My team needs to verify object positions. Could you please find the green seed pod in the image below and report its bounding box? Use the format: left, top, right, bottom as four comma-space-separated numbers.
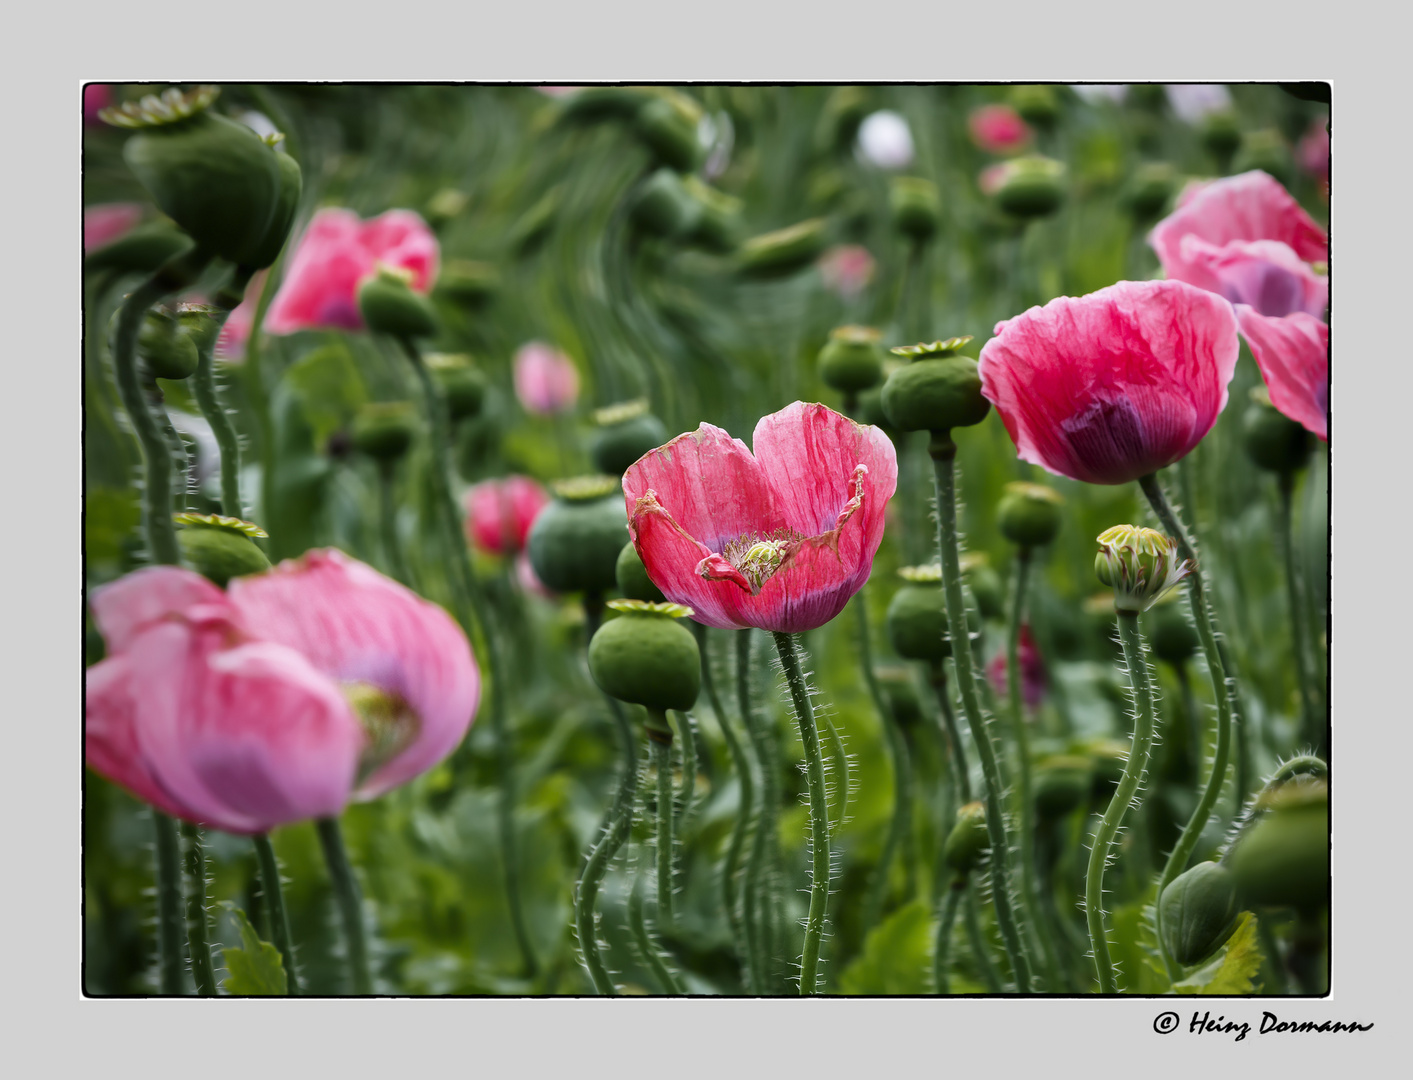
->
616, 541, 666, 603
1242, 391, 1313, 474
557, 86, 655, 125
889, 176, 940, 242
107, 87, 294, 269
631, 168, 701, 239
241, 139, 302, 273
994, 156, 1066, 219
960, 552, 1004, 622
997, 481, 1064, 548
1122, 162, 1177, 220
1234, 130, 1293, 187
173, 513, 271, 587
424, 187, 469, 228
1146, 591, 1198, 664
887, 565, 953, 663
358, 266, 439, 340
1159, 861, 1241, 966
634, 93, 705, 173
1033, 756, 1093, 820
875, 664, 924, 728
1201, 111, 1242, 167
425, 353, 488, 423
590, 400, 669, 477
818, 325, 885, 396
1094, 524, 1192, 613
1228, 778, 1329, 912
589, 600, 701, 711
526, 475, 629, 595
682, 176, 743, 253
433, 259, 500, 309
351, 401, 419, 463
737, 219, 828, 280
135, 306, 199, 381
1010, 85, 1061, 128
83, 221, 194, 277
943, 801, 990, 874
175, 304, 222, 357
881, 337, 990, 434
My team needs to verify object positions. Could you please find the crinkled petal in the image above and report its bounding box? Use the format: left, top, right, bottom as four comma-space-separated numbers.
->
629, 493, 748, 629
229, 549, 480, 797
1179, 237, 1328, 319
979, 280, 1240, 484
85, 655, 194, 821
90, 565, 230, 654
1235, 307, 1329, 440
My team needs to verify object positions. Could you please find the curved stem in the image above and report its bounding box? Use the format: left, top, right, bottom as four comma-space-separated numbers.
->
401, 336, 535, 978
1085, 611, 1159, 994
189, 315, 244, 518
376, 462, 412, 587
314, 818, 370, 995
153, 812, 186, 995
646, 713, 676, 927
770, 631, 831, 995
1140, 472, 1234, 980
736, 628, 770, 994
179, 821, 216, 996
1277, 472, 1321, 753
931, 441, 1034, 992
251, 833, 300, 995
628, 849, 685, 994
933, 878, 966, 994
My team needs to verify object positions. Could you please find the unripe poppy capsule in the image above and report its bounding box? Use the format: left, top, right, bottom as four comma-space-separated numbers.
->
434, 259, 500, 309
1201, 111, 1242, 166
173, 513, 271, 587
1122, 162, 1177, 220
737, 219, 828, 280
1228, 778, 1329, 912
588, 600, 701, 712
994, 156, 1066, 219
880, 337, 990, 434
358, 265, 439, 340
1146, 591, 1199, 663
590, 400, 669, 478
527, 476, 629, 595
943, 801, 990, 874
1033, 756, 1092, 820
1010, 84, 1060, 128
1159, 861, 1241, 966
889, 176, 940, 241
134, 306, 199, 381
886, 565, 955, 663
997, 481, 1064, 548
817, 325, 885, 396
352, 402, 419, 463
84, 221, 194, 277
1242, 390, 1313, 474
426, 354, 487, 423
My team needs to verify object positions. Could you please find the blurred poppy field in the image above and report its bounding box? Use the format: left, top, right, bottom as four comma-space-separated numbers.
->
82, 82, 1330, 997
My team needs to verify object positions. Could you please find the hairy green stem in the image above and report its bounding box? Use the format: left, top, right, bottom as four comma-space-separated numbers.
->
252, 833, 300, 995
931, 442, 1034, 992
188, 298, 245, 517
1085, 611, 1159, 994
675, 711, 698, 834
771, 631, 831, 995
964, 882, 1006, 993
933, 879, 966, 994
737, 628, 770, 994
628, 850, 685, 994
646, 713, 676, 927
153, 812, 186, 994
179, 821, 216, 996
315, 817, 372, 995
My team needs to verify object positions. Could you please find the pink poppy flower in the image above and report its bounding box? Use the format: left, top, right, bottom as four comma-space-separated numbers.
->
265, 208, 439, 334
624, 401, 898, 632
1233, 307, 1328, 440
818, 244, 877, 300
514, 342, 580, 415
1148, 171, 1328, 317
212, 269, 266, 362
84, 84, 113, 124
464, 475, 550, 555
85, 550, 479, 831
977, 280, 1240, 485
968, 104, 1031, 155
84, 203, 144, 254
515, 551, 555, 598
988, 624, 1046, 709
1298, 117, 1330, 184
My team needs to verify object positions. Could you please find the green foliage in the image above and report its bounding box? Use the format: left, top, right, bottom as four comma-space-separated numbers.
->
1173, 911, 1264, 995
837, 900, 934, 994
220, 903, 289, 995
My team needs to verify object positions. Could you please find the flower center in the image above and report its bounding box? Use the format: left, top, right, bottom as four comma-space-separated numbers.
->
717, 528, 804, 592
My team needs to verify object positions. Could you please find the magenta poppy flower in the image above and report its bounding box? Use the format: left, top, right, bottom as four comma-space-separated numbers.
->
212, 270, 265, 361
265, 208, 439, 334
84, 84, 113, 125
464, 475, 549, 555
988, 624, 1046, 709
1234, 307, 1329, 440
84, 203, 144, 255
1298, 117, 1330, 184
818, 244, 876, 300
624, 401, 897, 632
513, 342, 580, 415
968, 104, 1031, 155
85, 550, 479, 831
1149, 171, 1327, 318
977, 280, 1240, 485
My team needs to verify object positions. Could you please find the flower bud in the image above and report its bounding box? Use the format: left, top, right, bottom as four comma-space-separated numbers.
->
616, 540, 667, 603
634, 93, 705, 173
590, 400, 669, 477
943, 801, 990, 874
426, 353, 488, 423
881, 337, 990, 434
135, 305, 199, 381
1121, 162, 1177, 220
1242, 389, 1313, 474
817, 325, 885, 396
997, 481, 1063, 548
358, 265, 439, 340
106, 86, 301, 270
631, 168, 701, 240
960, 552, 1004, 622
589, 600, 701, 711
889, 176, 940, 242
1033, 756, 1093, 820
737, 219, 828, 280
433, 259, 500, 309
526, 476, 629, 595
173, 513, 271, 586
1159, 861, 1241, 966
1094, 524, 1192, 613
1010, 85, 1061, 128
351, 402, 419, 463
175, 304, 222, 357
1228, 777, 1329, 912
993, 156, 1066, 219
83, 220, 194, 277
1146, 590, 1198, 664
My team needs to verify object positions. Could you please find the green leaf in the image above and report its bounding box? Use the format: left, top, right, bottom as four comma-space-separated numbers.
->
220, 902, 288, 995
837, 900, 934, 995
1173, 911, 1263, 995
280, 342, 368, 450
1108, 890, 1171, 994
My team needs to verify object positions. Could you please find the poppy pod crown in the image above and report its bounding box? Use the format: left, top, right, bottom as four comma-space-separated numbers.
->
624, 402, 898, 633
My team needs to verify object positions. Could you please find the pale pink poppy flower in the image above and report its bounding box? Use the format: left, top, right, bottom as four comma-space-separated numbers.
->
85, 550, 480, 830
968, 104, 1031, 155
1233, 307, 1328, 440
977, 280, 1240, 485
464, 475, 550, 555
513, 341, 580, 415
818, 244, 877, 300
84, 203, 144, 254
625, 402, 898, 632
265, 208, 440, 334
